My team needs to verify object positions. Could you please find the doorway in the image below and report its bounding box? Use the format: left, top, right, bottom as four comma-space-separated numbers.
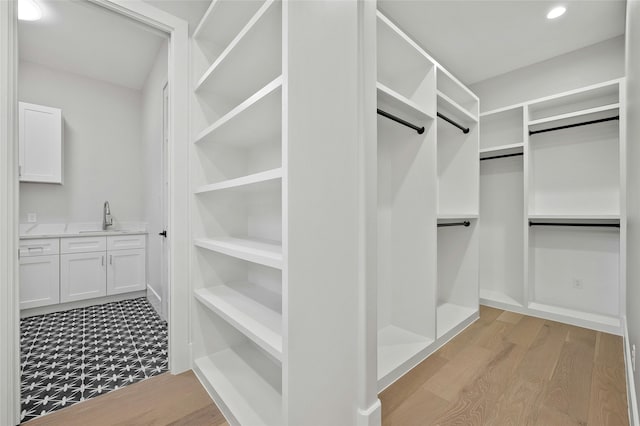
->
0, 1, 191, 424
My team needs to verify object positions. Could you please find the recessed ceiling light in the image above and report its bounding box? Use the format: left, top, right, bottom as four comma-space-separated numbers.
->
18, 0, 42, 21
547, 6, 566, 20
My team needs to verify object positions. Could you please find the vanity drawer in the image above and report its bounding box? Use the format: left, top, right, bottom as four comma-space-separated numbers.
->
61, 236, 107, 254
107, 234, 146, 251
19, 238, 59, 257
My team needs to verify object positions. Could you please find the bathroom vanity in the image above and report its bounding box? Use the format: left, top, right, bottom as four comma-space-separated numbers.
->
19, 227, 147, 311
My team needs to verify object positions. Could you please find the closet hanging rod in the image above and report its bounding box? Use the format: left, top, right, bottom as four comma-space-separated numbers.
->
438, 221, 471, 228
437, 112, 470, 134
529, 115, 619, 136
528, 221, 620, 228
480, 152, 523, 161
377, 109, 425, 134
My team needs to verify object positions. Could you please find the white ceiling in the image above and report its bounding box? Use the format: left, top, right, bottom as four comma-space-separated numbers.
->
143, 0, 211, 34
378, 0, 627, 85
19, 0, 167, 90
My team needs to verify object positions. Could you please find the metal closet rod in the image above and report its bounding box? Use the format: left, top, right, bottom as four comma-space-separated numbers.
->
377, 109, 425, 134
529, 115, 619, 136
480, 152, 523, 161
529, 221, 620, 228
438, 221, 471, 228
437, 112, 470, 134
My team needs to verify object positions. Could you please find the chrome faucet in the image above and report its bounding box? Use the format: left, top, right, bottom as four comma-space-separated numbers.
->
103, 201, 113, 230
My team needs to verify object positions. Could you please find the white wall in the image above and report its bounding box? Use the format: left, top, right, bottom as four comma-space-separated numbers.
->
141, 41, 168, 320
471, 36, 625, 112
18, 61, 144, 224
626, 0, 640, 423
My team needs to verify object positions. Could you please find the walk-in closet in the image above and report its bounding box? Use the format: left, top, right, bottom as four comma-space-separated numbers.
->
2, 0, 639, 425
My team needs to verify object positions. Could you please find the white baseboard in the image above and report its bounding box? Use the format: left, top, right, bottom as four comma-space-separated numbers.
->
357, 399, 382, 426
21, 291, 146, 318
146, 283, 164, 319
623, 316, 640, 426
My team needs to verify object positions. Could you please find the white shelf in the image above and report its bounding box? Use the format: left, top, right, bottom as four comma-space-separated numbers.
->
194, 284, 282, 361
378, 325, 433, 381
195, 168, 282, 195
437, 213, 478, 221
528, 214, 620, 225
194, 344, 283, 426
479, 142, 524, 159
481, 103, 526, 117
437, 90, 478, 124
193, 0, 264, 44
194, 0, 281, 105
437, 302, 477, 338
194, 237, 282, 269
479, 289, 523, 308
528, 302, 620, 329
528, 103, 619, 127
195, 76, 282, 146
377, 82, 434, 121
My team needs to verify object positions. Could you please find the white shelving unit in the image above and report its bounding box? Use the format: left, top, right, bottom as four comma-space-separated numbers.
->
478, 79, 625, 334
193, 343, 283, 426
376, 10, 479, 392
190, 2, 381, 424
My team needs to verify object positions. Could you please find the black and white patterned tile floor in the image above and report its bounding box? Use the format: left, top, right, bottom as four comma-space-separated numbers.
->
20, 297, 168, 423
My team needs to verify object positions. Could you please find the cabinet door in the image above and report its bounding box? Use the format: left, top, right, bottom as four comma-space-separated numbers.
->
107, 248, 146, 295
60, 252, 106, 302
19, 255, 60, 309
19, 102, 63, 184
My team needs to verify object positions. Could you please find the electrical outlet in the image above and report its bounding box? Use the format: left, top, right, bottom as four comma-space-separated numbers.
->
572, 279, 583, 289
27, 213, 37, 223
633, 344, 636, 372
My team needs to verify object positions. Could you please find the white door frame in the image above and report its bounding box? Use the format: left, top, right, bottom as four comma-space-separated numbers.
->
0, 1, 191, 424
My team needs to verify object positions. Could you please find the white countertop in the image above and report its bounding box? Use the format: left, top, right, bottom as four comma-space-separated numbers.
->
19, 222, 148, 239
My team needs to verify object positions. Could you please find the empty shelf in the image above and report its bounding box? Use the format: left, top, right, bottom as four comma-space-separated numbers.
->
378, 325, 433, 382
194, 76, 282, 146
479, 143, 524, 159
194, 284, 282, 360
437, 91, 478, 125
377, 82, 433, 121
194, 343, 283, 426
527, 214, 620, 225
528, 302, 620, 330
437, 303, 477, 338
528, 103, 619, 127
194, 237, 282, 269
194, 0, 281, 105
479, 289, 523, 308
194, 168, 282, 194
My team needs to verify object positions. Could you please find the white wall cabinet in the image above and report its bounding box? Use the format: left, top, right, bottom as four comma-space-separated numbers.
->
19, 102, 63, 184
60, 252, 107, 303
107, 248, 146, 295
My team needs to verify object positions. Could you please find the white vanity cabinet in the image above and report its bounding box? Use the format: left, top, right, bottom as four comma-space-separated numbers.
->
60, 237, 107, 303
20, 233, 147, 309
106, 235, 146, 295
19, 102, 63, 184
19, 238, 60, 309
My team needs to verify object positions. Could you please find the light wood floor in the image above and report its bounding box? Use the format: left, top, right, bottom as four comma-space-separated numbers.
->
380, 306, 629, 426
25, 306, 629, 426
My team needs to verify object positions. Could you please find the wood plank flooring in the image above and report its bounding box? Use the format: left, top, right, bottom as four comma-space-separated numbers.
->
380, 306, 629, 426
24, 371, 229, 426
25, 306, 628, 425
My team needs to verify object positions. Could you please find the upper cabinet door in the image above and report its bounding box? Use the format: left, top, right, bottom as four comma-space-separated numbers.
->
19, 102, 63, 184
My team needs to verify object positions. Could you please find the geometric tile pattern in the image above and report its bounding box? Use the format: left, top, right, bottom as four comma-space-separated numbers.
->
20, 297, 168, 423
